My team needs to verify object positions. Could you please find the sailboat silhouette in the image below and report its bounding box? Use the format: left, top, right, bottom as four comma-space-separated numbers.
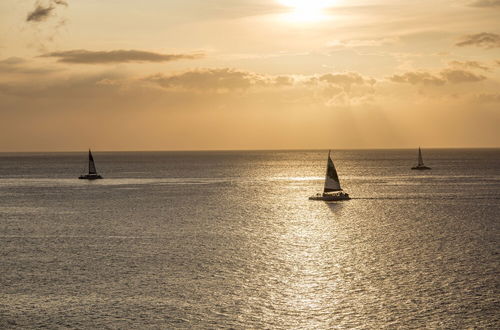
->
79, 149, 103, 179
309, 150, 350, 201
411, 147, 431, 170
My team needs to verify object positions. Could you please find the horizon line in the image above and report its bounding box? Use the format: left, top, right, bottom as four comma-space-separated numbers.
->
0, 146, 499, 153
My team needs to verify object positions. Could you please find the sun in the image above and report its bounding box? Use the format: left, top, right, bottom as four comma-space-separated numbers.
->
278, 0, 335, 22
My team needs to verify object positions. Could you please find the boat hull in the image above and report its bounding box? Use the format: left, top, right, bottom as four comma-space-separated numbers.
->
309, 192, 351, 201
411, 166, 431, 170
78, 174, 103, 180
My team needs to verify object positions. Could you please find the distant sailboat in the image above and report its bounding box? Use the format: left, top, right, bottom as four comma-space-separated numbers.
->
411, 147, 431, 170
309, 150, 350, 201
79, 149, 103, 180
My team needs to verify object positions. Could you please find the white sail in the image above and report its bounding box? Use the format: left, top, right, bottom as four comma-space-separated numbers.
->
324, 151, 342, 192
309, 150, 350, 200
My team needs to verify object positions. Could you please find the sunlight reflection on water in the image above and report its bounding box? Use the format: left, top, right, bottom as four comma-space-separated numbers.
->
0, 149, 498, 328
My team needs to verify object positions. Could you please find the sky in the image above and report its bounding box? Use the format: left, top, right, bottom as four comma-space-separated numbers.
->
0, 0, 499, 151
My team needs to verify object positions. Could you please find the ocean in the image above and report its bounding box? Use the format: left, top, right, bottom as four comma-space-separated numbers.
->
0, 149, 499, 328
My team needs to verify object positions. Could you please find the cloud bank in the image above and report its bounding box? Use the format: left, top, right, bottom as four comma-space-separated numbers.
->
146, 68, 267, 91
145, 68, 301, 92
390, 68, 486, 86
143, 68, 377, 107
41, 49, 204, 64
1, 60, 498, 150
145, 69, 374, 94
456, 33, 500, 48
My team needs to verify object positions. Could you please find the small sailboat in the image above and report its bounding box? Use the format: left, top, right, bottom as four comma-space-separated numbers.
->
79, 149, 103, 180
411, 147, 431, 170
309, 150, 350, 201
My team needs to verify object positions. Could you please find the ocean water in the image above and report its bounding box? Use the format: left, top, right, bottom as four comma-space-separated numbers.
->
0, 149, 499, 328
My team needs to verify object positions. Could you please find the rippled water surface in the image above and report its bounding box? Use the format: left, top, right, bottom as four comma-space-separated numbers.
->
1, 149, 499, 328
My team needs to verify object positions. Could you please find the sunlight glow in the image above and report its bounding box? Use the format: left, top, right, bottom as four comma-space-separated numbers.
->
278, 0, 336, 22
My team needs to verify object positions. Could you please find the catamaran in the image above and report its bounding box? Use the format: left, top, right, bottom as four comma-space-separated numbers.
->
79, 149, 103, 180
309, 150, 350, 201
411, 147, 431, 170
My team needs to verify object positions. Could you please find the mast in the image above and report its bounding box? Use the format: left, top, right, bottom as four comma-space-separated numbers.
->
324, 150, 342, 192
88, 149, 97, 175
418, 147, 424, 166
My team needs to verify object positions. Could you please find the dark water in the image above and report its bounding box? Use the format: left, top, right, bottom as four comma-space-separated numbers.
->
1, 149, 499, 328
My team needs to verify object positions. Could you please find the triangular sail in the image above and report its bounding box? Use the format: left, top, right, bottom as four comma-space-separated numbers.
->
324, 150, 342, 192
88, 150, 97, 175
417, 147, 424, 166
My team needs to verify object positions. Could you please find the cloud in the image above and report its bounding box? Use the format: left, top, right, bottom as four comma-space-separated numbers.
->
440, 69, 486, 83
26, 5, 54, 22
0, 66, 376, 113
390, 72, 445, 86
41, 49, 204, 64
390, 68, 485, 85
145, 68, 269, 91
469, 0, 500, 7
145, 68, 375, 92
143, 68, 376, 106
274, 75, 294, 86
318, 72, 375, 86
301, 72, 377, 106
448, 60, 490, 71
26, 0, 68, 23
456, 33, 500, 48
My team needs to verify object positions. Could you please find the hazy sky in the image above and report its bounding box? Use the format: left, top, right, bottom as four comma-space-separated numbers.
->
0, 0, 499, 151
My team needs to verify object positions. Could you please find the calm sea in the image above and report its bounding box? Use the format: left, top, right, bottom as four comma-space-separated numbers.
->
0, 149, 499, 328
